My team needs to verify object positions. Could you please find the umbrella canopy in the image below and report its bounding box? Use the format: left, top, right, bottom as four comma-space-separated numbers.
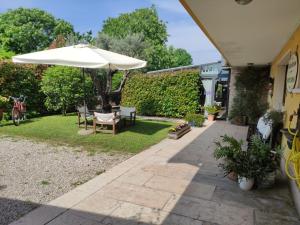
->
12, 44, 147, 70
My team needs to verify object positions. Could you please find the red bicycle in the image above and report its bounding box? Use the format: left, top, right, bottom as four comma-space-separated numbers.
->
9, 95, 27, 126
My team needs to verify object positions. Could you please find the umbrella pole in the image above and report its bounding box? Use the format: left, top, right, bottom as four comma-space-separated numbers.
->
82, 68, 87, 130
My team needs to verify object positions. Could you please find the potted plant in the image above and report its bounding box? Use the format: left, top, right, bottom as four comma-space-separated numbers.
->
185, 113, 205, 127
168, 123, 191, 139
214, 134, 282, 190
214, 135, 243, 182
0, 95, 9, 121
204, 105, 218, 121
247, 134, 282, 188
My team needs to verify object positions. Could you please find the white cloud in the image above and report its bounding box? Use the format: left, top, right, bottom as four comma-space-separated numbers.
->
167, 21, 221, 64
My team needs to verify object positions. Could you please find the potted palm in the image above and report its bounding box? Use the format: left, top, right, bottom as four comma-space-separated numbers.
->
214, 135, 243, 182
204, 105, 218, 121
214, 134, 282, 190
0, 95, 9, 121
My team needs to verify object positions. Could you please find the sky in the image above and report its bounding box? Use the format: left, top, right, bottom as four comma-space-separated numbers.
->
0, 0, 221, 65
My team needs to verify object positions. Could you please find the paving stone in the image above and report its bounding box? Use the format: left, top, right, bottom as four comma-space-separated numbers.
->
254, 209, 300, 225
212, 186, 298, 217
163, 195, 254, 225
9, 205, 66, 225
142, 163, 199, 180
116, 169, 154, 185
102, 202, 203, 225
98, 181, 173, 209
145, 175, 215, 200
47, 211, 103, 225
70, 196, 121, 222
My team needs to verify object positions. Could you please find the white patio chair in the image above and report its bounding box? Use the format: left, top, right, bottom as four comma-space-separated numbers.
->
120, 106, 136, 125
93, 112, 120, 135
77, 106, 93, 128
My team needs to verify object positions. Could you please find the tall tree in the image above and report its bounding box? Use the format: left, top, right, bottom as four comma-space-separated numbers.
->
0, 8, 74, 53
101, 6, 167, 46
99, 6, 192, 71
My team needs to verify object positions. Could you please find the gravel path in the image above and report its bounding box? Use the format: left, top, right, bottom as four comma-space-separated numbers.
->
0, 136, 131, 225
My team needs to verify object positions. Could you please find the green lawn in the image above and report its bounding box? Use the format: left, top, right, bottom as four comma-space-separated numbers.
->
0, 115, 174, 154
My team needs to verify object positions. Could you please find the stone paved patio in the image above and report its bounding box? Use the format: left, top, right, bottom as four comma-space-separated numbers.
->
9, 121, 300, 225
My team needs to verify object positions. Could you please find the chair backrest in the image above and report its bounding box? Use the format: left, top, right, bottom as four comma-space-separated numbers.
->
120, 106, 136, 117
94, 112, 115, 122
257, 114, 273, 140
77, 106, 89, 117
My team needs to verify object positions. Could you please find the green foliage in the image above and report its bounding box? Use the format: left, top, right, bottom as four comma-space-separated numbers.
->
214, 134, 282, 180
0, 48, 15, 59
100, 6, 192, 71
102, 6, 167, 46
96, 33, 147, 59
204, 105, 219, 115
263, 110, 283, 129
41, 66, 93, 115
112, 72, 123, 91
0, 95, 9, 108
0, 61, 43, 112
0, 8, 74, 53
184, 113, 205, 127
121, 70, 201, 117
229, 66, 269, 123
248, 135, 282, 180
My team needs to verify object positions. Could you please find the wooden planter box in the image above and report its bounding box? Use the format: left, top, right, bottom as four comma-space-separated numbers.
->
168, 125, 191, 139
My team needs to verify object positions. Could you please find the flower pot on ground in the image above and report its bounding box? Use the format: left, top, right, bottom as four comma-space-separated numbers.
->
207, 114, 215, 121
184, 113, 205, 127
214, 134, 282, 191
204, 105, 219, 121
227, 171, 238, 181
231, 116, 248, 126
238, 176, 254, 191
168, 123, 191, 139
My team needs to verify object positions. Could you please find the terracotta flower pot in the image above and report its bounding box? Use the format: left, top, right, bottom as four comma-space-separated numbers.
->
207, 114, 215, 121
227, 171, 238, 181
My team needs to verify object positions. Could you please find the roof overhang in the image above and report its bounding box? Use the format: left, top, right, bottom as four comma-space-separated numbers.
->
180, 0, 300, 66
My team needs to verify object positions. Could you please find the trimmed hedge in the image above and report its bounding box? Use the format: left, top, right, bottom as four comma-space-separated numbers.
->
121, 70, 201, 117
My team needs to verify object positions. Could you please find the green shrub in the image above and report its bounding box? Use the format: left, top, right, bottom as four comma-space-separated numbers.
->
41, 66, 93, 115
204, 105, 219, 115
229, 66, 269, 123
185, 113, 205, 127
0, 61, 44, 113
121, 70, 201, 117
0, 95, 9, 108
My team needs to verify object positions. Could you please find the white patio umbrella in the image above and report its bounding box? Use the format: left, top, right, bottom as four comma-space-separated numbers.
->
12, 44, 147, 129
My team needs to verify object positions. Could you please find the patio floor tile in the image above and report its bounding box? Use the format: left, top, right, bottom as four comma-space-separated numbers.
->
102, 202, 203, 225
144, 175, 215, 200
142, 163, 199, 180
116, 169, 154, 186
98, 181, 173, 209
163, 195, 254, 225
70, 196, 121, 223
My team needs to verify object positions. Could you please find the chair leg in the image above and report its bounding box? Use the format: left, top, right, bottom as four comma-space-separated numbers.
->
93, 119, 96, 134
113, 123, 116, 135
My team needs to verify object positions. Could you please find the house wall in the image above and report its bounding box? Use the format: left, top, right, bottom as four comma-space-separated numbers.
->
270, 25, 300, 215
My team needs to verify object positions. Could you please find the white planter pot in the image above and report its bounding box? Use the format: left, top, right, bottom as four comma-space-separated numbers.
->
238, 177, 254, 191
